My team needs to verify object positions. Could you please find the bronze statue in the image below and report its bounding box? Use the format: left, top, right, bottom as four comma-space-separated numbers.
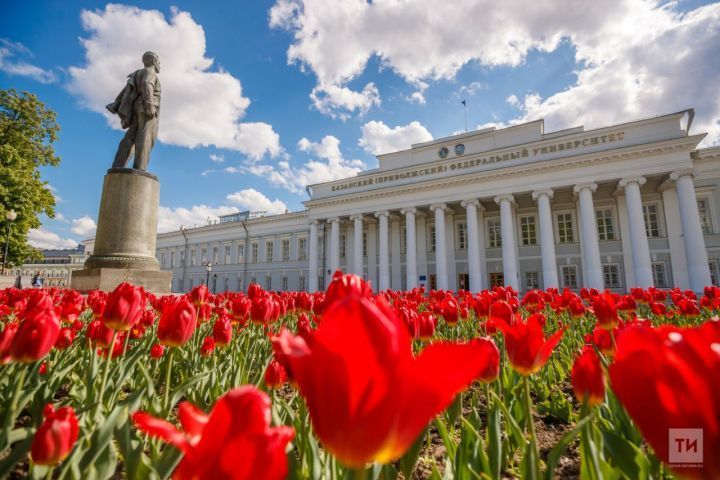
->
106, 51, 161, 171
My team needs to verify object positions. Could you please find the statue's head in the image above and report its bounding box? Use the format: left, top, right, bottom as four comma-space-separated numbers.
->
142, 51, 160, 73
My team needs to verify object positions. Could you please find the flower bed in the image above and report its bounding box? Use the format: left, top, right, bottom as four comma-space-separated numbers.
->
0, 272, 718, 479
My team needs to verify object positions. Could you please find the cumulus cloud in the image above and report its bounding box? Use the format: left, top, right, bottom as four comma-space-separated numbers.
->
310, 83, 380, 120
359, 120, 433, 155
68, 4, 281, 160
156, 204, 238, 233
270, 0, 720, 143
408, 91, 426, 105
28, 229, 78, 250
209, 154, 224, 163
70, 215, 97, 237
245, 135, 365, 194
226, 188, 288, 214
0, 39, 56, 83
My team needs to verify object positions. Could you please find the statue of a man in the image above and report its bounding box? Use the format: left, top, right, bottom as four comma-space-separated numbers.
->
106, 51, 161, 171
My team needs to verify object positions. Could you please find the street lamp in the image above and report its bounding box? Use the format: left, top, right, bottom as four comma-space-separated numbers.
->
205, 261, 212, 287
2, 209, 17, 276
212, 273, 218, 294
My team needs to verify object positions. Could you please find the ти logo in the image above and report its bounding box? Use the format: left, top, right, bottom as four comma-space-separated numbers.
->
669, 428, 703, 465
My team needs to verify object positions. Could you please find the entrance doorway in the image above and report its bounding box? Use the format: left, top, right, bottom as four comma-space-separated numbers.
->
458, 273, 469, 290
489, 272, 504, 288
429, 274, 437, 291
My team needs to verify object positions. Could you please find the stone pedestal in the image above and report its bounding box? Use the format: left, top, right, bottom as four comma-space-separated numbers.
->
71, 168, 171, 293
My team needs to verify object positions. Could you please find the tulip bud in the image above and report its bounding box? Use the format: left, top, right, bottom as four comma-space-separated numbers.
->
103, 283, 145, 331
264, 358, 288, 389
212, 317, 233, 347
157, 298, 197, 347
571, 346, 605, 406
30, 404, 79, 466
200, 336, 215, 357
150, 343, 165, 359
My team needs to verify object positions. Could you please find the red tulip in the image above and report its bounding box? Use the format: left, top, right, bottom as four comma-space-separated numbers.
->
189, 284, 209, 307
9, 294, 61, 363
87, 319, 114, 348
323, 271, 372, 310
0, 322, 19, 364
150, 343, 165, 359
30, 404, 79, 466
103, 282, 145, 331
272, 294, 499, 468
264, 359, 288, 389
200, 336, 215, 357
132, 386, 294, 480
494, 312, 563, 376
609, 321, 720, 479
473, 337, 500, 382
212, 317, 233, 347
418, 312, 436, 341
157, 298, 197, 347
592, 292, 620, 329
250, 297, 274, 325
571, 346, 605, 406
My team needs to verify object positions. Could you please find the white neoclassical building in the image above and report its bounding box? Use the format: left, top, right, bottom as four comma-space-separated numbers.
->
155, 110, 720, 294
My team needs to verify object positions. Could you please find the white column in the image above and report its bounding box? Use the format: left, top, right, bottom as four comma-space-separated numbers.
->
390, 218, 402, 289
494, 195, 519, 290
374, 211, 390, 290
659, 181, 690, 289
329, 217, 340, 275
350, 215, 363, 276
671, 170, 712, 291
616, 194, 635, 288
308, 221, 319, 292
461, 199, 482, 291
367, 222, 378, 289
402, 208, 418, 289
416, 213, 428, 288
532, 189, 559, 289
619, 177, 654, 288
476, 204, 487, 289
574, 183, 604, 290
430, 204, 448, 290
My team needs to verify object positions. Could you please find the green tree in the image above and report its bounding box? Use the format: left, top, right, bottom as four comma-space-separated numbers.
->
0, 88, 60, 269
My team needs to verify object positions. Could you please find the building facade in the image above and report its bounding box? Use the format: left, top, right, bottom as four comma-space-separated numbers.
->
14, 246, 88, 287
156, 110, 720, 293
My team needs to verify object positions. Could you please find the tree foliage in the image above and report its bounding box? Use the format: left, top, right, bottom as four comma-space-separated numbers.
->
0, 88, 60, 268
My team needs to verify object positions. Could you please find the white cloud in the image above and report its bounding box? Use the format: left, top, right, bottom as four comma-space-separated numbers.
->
506, 94, 521, 109
226, 188, 288, 215
28, 228, 78, 250
68, 4, 281, 160
359, 120, 433, 155
209, 154, 224, 163
459, 81, 485, 97
408, 91, 426, 105
310, 83, 380, 120
0, 39, 56, 83
70, 215, 97, 237
245, 135, 366, 194
270, 0, 720, 144
156, 204, 238, 233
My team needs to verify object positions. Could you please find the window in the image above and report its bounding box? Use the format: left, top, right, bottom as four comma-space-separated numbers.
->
282, 239, 290, 261
251, 243, 258, 263
201, 248, 207, 264
557, 213, 575, 243
266, 241, 274, 263
170, 251, 175, 268
697, 199, 712, 234
489, 272, 504, 288
596, 209, 615, 241
430, 226, 436, 252
190, 249, 195, 267
642, 204, 660, 238
457, 222, 467, 249
520, 216, 537, 246
237, 277, 243, 292
180, 250, 185, 267
299, 275, 306, 291
298, 238, 307, 261
265, 276, 272, 290
525, 271, 539, 289
487, 219, 502, 248
561, 265, 578, 289
237, 244, 244, 264
603, 264, 621, 289
224, 245, 231, 264
362, 232, 368, 257
224, 276, 229, 292
652, 262, 668, 288
161, 253, 166, 267
710, 260, 719, 286
339, 234, 347, 258
250, 276, 256, 286
318, 275, 325, 291
212, 247, 219, 264
281, 276, 288, 291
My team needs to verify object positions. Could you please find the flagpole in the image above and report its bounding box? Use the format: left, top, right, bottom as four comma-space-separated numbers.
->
462, 99, 468, 132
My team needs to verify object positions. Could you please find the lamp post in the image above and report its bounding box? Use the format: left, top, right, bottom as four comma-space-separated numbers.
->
2, 209, 17, 276
212, 273, 218, 294
205, 261, 212, 287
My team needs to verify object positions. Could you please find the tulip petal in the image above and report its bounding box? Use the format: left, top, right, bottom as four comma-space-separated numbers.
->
178, 402, 209, 443
131, 412, 189, 452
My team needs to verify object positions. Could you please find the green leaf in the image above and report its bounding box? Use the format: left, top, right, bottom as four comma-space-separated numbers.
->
170, 371, 210, 408
487, 401, 502, 480
0, 434, 33, 478
153, 445, 184, 480
399, 425, 428, 479
601, 428, 650, 480
544, 412, 593, 480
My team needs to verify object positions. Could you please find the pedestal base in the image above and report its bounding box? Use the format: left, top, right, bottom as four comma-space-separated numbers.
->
71, 267, 171, 294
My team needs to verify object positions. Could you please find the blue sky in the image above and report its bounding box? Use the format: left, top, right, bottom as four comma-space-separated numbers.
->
1, 0, 719, 249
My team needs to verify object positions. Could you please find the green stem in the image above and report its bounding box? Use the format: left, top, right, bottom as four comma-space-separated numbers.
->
2, 364, 28, 450
163, 347, 175, 414
44, 466, 54, 480
349, 466, 369, 480
95, 330, 118, 417
523, 376, 540, 480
